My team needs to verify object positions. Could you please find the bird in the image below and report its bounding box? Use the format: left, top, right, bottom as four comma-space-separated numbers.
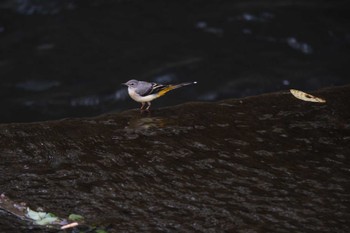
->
123, 79, 197, 111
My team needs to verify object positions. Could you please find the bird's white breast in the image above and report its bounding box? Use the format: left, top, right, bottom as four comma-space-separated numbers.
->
128, 88, 158, 103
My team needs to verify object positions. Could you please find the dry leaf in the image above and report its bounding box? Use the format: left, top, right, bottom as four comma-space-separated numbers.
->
290, 89, 326, 103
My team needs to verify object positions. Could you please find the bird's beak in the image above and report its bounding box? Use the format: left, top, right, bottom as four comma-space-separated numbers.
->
122, 83, 127, 86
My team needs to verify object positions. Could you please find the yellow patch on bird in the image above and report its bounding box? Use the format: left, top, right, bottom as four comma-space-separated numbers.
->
157, 85, 176, 97
290, 89, 326, 103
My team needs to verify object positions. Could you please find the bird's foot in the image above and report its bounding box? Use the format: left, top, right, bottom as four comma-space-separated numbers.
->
140, 109, 150, 114
139, 102, 151, 114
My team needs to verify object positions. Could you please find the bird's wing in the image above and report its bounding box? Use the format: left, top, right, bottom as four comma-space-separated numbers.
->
134, 81, 153, 96
136, 82, 168, 96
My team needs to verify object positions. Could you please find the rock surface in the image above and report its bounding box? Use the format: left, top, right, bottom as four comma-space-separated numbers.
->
0, 85, 349, 232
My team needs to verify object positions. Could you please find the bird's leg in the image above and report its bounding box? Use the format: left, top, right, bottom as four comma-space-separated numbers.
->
146, 102, 151, 110
140, 102, 146, 111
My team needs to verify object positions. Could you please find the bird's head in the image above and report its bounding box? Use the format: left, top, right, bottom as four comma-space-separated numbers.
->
123, 79, 139, 89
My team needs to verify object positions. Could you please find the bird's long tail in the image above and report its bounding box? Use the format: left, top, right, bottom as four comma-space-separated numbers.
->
157, 81, 197, 97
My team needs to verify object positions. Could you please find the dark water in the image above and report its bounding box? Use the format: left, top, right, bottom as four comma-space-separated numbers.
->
1, 86, 350, 232
1, 1, 350, 232
0, 0, 350, 122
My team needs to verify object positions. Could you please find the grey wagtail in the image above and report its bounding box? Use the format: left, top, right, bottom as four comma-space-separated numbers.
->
123, 79, 197, 111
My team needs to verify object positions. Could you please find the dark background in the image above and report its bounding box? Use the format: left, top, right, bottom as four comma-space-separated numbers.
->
1, 0, 349, 123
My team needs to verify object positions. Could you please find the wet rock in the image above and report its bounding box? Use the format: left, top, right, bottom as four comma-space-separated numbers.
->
0, 85, 349, 232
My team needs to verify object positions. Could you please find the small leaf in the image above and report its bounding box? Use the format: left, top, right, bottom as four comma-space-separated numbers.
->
37, 211, 48, 219
47, 213, 56, 217
35, 216, 58, 225
68, 214, 84, 221
26, 208, 41, 221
